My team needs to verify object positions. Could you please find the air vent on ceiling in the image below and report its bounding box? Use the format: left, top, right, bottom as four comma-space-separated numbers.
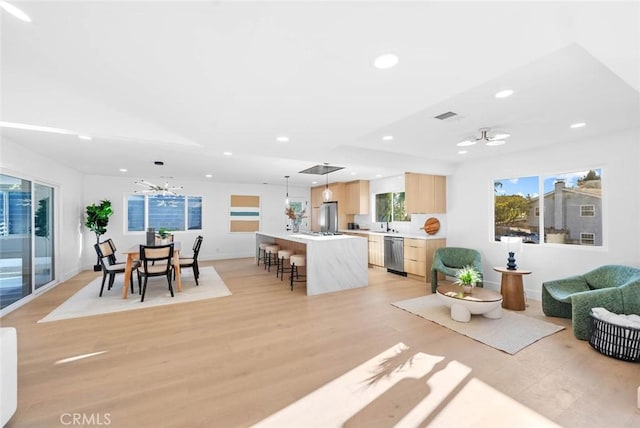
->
298, 164, 345, 175
434, 111, 458, 120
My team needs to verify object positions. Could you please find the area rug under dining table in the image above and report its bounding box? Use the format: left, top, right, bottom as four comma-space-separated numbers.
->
39, 266, 231, 323
392, 294, 565, 355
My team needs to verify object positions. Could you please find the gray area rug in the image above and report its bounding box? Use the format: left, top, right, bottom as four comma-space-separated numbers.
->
392, 294, 564, 355
39, 266, 231, 323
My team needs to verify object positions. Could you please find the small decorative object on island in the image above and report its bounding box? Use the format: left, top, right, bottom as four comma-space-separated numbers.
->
84, 199, 113, 271
454, 265, 482, 294
285, 204, 307, 233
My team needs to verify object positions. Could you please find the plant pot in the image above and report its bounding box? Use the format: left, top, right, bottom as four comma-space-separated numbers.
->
463, 285, 473, 294
93, 264, 102, 272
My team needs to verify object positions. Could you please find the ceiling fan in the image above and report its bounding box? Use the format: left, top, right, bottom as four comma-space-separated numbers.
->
134, 179, 183, 196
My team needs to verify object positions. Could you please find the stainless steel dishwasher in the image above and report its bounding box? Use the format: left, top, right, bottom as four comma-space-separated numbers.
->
384, 235, 406, 276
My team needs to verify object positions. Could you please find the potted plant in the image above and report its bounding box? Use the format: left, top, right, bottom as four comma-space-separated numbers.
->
157, 227, 172, 244
85, 200, 113, 271
454, 265, 482, 293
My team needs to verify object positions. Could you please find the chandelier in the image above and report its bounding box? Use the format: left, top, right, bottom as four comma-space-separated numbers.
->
457, 128, 510, 147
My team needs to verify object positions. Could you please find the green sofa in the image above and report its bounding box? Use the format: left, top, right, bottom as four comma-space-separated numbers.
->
542, 264, 640, 340
431, 247, 483, 293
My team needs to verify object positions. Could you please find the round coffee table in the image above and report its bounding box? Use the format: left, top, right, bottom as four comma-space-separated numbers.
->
436, 284, 503, 323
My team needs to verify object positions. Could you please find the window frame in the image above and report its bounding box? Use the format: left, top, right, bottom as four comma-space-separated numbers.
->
125, 193, 203, 234
580, 204, 595, 217
493, 168, 604, 248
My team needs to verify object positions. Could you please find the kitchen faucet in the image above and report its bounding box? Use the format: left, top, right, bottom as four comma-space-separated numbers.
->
386, 222, 391, 232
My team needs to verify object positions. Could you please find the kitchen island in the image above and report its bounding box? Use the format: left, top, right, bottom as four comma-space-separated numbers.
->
256, 232, 368, 295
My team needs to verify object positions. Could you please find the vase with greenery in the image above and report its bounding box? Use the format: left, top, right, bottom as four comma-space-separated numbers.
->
454, 265, 482, 293
85, 200, 113, 271
157, 227, 172, 244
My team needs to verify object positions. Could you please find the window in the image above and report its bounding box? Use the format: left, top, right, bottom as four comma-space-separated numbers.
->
494, 176, 539, 244
580, 205, 595, 217
375, 192, 407, 222
580, 233, 595, 245
494, 169, 602, 246
126, 194, 203, 232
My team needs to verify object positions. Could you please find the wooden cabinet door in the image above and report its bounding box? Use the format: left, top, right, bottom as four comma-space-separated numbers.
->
433, 175, 446, 213
405, 173, 446, 215
368, 234, 384, 267
345, 180, 370, 215
403, 238, 426, 277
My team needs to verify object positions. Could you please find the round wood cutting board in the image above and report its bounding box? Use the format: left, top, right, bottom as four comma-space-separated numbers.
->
422, 217, 440, 235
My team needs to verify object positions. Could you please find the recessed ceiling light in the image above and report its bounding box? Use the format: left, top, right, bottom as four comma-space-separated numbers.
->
495, 89, 514, 99
486, 140, 506, 146
119, 168, 128, 173
375, 174, 382, 178
382, 135, 394, 141
276, 136, 289, 142
457, 139, 476, 147
311, 181, 318, 185
373, 53, 399, 69
458, 150, 468, 155
570, 122, 586, 129
223, 151, 232, 156
0, 1, 32, 23
78, 135, 92, 141
205, 174, 213, 178
350, 172, 357, 176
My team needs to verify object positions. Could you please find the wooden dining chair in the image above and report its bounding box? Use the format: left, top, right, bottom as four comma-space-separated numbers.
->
94, 241, 139, 297
178, 235, 203, 285
139, 243, 174, 302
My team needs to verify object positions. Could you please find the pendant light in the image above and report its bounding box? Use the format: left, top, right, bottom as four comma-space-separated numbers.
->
322, 163, 333, 202
284, 175, 290, 208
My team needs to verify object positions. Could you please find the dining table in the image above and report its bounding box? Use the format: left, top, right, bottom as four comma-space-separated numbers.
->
121, 242, 183, 299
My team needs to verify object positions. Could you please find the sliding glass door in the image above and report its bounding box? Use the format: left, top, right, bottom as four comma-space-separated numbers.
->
0, 174, 55, 310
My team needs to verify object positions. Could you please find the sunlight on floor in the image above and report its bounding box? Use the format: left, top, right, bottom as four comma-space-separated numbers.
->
254, 343, 560, 427
54, 351, 108, 365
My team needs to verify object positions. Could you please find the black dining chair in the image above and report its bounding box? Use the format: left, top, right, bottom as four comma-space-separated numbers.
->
94, 241, 139, 297
177, 235, 203, 285
139, 243, 174, 302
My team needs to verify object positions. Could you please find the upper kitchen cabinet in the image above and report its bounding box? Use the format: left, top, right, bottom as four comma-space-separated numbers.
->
405, 173, 447, 214
344, 180, 370, 215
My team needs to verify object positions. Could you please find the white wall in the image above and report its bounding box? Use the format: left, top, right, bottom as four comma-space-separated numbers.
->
0, 138, 85, 282
447, 128, 640, 300
81, 175, 310, 269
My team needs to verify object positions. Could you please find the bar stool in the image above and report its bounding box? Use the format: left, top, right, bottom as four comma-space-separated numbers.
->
257, 242, 272, 266
276, 249, 294, 280
289, 254, 306, 291
265, 245, 280, 272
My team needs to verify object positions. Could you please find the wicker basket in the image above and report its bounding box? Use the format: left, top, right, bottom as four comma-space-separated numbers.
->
588, 314, 640, 362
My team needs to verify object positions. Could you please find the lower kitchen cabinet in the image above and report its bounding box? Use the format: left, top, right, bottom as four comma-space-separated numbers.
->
404, 238, 426, 276
403, 238, 447, 281
368, 234, 384, 267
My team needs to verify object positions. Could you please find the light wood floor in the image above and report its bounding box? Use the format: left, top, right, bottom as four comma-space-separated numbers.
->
2, 258, 639, 427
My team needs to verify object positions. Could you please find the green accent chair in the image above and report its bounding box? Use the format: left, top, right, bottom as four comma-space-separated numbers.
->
542, 265, 640, 340
431, 247, 483, 293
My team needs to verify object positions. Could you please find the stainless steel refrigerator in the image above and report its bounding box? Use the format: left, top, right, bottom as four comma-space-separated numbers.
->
320, 201, 338, 234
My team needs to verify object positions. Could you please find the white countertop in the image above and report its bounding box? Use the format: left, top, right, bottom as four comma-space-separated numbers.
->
339, 229, 445, 240
257, 231, 359, 242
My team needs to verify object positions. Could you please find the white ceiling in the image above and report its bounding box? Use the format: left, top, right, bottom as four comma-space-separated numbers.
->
1, 1, 639, 188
